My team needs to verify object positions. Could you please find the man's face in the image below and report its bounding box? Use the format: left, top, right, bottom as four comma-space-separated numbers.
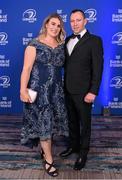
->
70, 11, 87, 34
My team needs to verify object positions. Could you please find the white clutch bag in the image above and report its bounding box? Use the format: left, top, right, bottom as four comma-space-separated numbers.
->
28, 88, 37, 103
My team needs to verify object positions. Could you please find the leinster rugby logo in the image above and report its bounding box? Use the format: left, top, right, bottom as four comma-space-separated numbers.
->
112, 32, 122, 45
0, 32, 8, 45
0, 75, 10, 88
84, 8, 97, 22
22, 9, 37, 23
110, 76, 122, 88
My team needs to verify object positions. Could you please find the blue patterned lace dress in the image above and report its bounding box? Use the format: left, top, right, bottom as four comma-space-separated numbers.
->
21, 38, 68, 147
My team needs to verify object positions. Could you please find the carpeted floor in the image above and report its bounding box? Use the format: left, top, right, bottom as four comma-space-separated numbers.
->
0, 116, 122, 173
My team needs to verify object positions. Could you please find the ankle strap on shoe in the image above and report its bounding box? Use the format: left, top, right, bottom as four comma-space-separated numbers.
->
45, 160, 54, 166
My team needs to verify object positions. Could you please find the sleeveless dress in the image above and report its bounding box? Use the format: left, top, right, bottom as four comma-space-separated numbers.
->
21, 38, 68, 147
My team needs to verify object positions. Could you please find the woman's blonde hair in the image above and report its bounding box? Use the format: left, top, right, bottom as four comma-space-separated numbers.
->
39, 13, 66, 43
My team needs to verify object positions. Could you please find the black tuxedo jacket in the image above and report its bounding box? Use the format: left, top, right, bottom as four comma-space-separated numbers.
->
64, 30, 104, 96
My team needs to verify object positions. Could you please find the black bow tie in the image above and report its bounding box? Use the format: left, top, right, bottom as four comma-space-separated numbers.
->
71, 34, 81, 39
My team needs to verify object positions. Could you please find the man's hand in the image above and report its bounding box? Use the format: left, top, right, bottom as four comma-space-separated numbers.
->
84, 92, 96, 103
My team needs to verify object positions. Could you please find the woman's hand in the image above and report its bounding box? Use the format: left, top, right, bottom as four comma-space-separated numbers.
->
20, 89, 32, 103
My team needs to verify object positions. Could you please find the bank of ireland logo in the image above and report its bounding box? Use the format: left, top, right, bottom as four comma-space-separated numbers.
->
0, 75, 10, 88
22, 9, 37, 23
84, 8, 97, 23
110, 76, 122, 88
112, 32, 122, 45
0, 32, 8, 45
0, 9, 8, 23
57, 9, 67, 22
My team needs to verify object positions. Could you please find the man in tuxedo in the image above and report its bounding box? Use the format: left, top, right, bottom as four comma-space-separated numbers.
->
60, 9, 104, 170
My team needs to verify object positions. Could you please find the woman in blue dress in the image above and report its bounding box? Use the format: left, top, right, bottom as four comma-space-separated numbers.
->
20, 13, 68, 177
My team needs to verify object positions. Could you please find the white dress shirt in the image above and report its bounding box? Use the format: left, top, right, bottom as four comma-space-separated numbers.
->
67, 29, 87, 56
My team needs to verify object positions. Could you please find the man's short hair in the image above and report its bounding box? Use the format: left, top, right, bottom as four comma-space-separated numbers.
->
70, 9, 86, 19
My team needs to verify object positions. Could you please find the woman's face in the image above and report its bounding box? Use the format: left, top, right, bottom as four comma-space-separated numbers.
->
46, 17, 61, 38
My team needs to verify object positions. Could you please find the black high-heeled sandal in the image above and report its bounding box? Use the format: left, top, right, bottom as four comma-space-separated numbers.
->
44, 160, 58, 177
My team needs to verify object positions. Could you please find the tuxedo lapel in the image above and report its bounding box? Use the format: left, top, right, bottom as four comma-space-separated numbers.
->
67, 31, 91, 56
73, 32, 90, 52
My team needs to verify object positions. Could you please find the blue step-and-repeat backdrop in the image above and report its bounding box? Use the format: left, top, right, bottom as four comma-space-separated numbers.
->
0, 0, 122, 115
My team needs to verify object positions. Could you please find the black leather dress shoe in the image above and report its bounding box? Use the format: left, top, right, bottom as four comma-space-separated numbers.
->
74, 155, 87, 170
59, 147, 78, 158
